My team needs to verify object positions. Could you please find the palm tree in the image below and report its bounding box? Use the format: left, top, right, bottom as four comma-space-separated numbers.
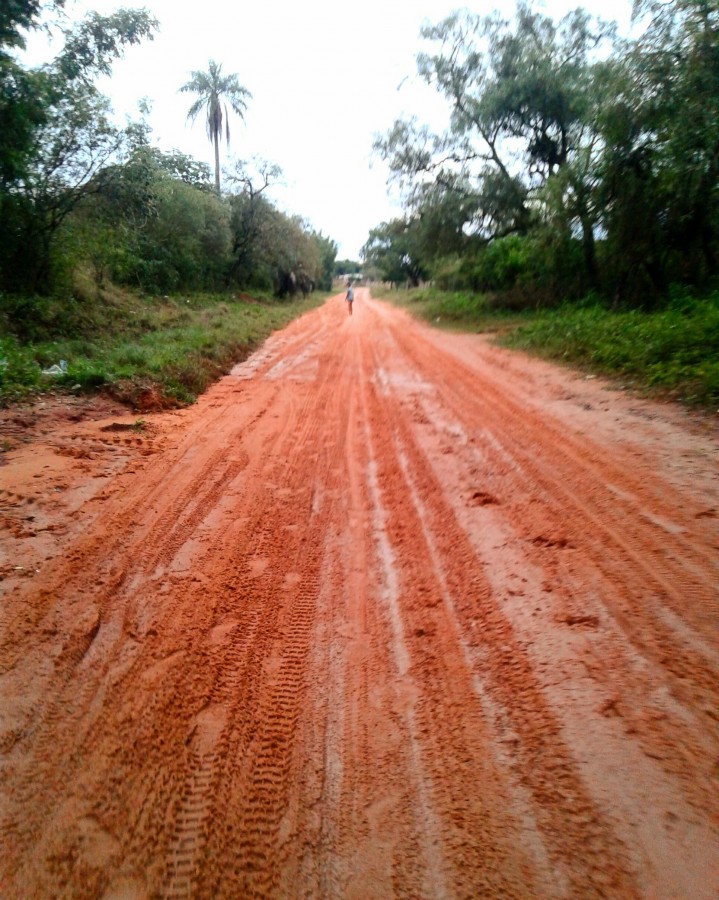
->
180, 60, 251, 195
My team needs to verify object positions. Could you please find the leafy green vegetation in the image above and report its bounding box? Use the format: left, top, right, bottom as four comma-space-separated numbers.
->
334, 259, 361, 277
366, 0, 718, 309
503, 293, 719, 407
0, 289, 328, 406
0, 337, 42, 400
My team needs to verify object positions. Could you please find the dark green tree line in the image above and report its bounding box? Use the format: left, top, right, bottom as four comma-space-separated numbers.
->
0, 3, 336, 307
75, 149, 335, 295
368, 0, 719, 304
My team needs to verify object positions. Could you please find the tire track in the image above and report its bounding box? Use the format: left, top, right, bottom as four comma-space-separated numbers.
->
383, 312, 718, 705
360, 328, 638, 897
2, 291, 717, 898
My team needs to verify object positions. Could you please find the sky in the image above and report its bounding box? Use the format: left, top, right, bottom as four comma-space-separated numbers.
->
23, 0, 634, 259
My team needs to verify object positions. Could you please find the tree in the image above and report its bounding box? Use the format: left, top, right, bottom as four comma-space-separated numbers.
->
361, 219, 429, 287
375, 4, 615, 293
597, 0, 719, 299
334, 259, 360, 276
0, 4, 158, 292
225, 157, 282, 285
1, 3, 155, 190
180, 60, 251, 195
9, 82, 128, 291
0, 3, 62, 185
78, 145, 227, 292
313, 230, 338, 291
374, 0, 719, 306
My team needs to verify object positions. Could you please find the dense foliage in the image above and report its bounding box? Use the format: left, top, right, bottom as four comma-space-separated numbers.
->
0, 289, 327, 405
366, 0, 718, 307
334, 258, 361, 277
0, 2, 336, 324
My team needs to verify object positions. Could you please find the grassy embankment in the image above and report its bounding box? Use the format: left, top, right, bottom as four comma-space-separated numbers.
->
0, 284, 329, 407
374, 286, 719, 409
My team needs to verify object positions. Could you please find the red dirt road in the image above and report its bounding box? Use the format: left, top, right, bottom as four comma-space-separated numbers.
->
1, 290, 718, 898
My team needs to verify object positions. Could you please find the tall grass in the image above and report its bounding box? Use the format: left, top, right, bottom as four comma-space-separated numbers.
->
503, 294, 719, 407
0, 290, 327, 406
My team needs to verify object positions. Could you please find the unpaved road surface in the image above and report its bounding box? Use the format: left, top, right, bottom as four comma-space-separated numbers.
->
1, 290, 718, 899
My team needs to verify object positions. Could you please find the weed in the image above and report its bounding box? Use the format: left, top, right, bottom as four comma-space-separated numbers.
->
374, 286, 528, 333
0, 337, 41, 402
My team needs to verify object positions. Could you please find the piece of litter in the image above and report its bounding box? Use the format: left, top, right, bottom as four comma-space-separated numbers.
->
41, 360, 68, 377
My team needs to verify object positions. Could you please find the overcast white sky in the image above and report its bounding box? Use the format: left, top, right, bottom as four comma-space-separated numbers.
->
23, 0, 633, 259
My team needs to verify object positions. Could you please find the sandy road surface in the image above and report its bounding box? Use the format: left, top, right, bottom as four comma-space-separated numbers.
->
1, 290, 718, 898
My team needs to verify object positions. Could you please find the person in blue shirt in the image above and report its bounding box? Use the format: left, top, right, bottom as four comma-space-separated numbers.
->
345, 282, 354, 316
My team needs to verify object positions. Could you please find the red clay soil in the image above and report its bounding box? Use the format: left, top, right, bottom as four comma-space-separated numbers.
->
1, 290, 718, 899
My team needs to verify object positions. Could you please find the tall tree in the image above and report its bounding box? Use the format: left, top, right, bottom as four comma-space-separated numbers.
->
361, 218, 429, 287
376, 4, 614, 289
0, 4, 157, 292
225, 157, 282, 283
180, 60, 251, 195
600, 0, 719, 296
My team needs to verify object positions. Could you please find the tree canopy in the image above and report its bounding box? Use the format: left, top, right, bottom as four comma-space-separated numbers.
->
0, 1, 158, 292
0, 5, 336, 303
369, 0, 719, 304
180, 60, 252, 196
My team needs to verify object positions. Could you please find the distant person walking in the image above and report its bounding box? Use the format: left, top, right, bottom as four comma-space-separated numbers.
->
345, 281, 354, 316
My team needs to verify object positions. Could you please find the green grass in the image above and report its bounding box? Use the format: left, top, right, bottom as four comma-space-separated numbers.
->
0, 338, 42, 401
0, 289, 328, 407
503, 294, 719, 408
375, 285, 719, 410
372, 285, 527, 333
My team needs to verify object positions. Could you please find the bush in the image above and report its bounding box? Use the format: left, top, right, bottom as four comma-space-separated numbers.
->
0, 337, 41, 400
0, 289, 330, 407
431, 232, 586, 307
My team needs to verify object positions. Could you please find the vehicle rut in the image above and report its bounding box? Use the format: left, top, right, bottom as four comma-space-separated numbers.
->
1, 291, 717, 898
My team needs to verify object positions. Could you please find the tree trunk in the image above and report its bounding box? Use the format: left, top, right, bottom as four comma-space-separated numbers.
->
579, 208, 598, 291
214, 132, 221, 195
